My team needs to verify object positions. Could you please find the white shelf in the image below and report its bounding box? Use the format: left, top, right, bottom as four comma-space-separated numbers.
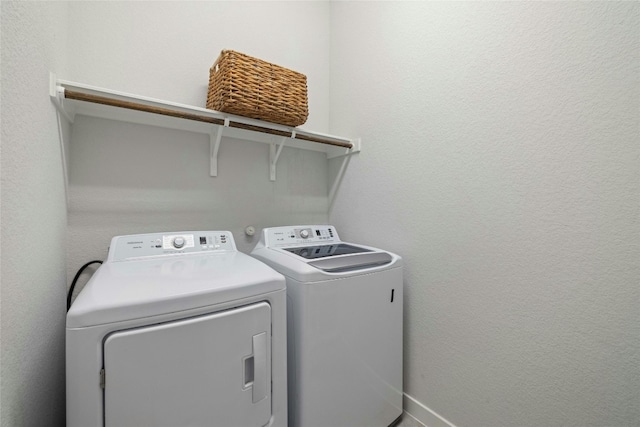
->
49, 73, 361, 183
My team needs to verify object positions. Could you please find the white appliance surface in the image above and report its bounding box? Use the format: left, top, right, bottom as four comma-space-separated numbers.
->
68, 231, 283, 328
104, 303, 271, 427
251, 225, 403, 427
66, 231, 287, 427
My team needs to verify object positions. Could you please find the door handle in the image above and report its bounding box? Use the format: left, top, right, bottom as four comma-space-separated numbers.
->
252, 332, 267, 403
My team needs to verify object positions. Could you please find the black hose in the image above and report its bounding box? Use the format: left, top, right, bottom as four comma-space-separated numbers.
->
67, 260, 103, 311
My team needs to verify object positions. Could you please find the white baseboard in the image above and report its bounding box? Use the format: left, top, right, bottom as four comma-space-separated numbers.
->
403, 393, 457, 427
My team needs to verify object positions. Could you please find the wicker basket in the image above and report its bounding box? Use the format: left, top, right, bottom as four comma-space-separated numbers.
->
207, 50, 308, 127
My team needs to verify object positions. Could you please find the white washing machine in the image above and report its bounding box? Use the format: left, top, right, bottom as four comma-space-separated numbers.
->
66, 231, 287, 427
251, 225, 403, 427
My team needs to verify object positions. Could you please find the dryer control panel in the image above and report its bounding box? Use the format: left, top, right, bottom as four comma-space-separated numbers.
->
264, 225, 340, 247
109, 231, 236, 261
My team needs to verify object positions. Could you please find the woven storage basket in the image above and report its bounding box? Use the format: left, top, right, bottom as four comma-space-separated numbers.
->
207, 50, 308, 127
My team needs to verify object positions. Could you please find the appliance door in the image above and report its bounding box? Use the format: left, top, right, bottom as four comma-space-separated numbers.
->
103, 302, 272, 427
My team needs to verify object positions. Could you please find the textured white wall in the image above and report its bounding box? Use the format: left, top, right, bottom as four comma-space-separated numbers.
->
67, 117, 329, 266
329, 2, 639, 427
64, 2, 332, 286
1, 2, 69, 426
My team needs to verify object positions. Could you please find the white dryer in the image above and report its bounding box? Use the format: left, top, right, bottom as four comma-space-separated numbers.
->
251, 225, 403, 427
66, 231, 287, 427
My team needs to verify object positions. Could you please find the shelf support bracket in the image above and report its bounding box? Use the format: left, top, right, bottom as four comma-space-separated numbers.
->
270, 131, 293, 181
327, 137, 361, 159
49, 73, 72, 205
209, 118, 228, 177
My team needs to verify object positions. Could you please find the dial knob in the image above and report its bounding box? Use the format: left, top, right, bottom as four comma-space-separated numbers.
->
173, 236, 186, 249
299, 229, 310, 239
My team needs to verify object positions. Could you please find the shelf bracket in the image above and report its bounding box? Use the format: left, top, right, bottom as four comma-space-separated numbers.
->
209, 118, 228, 177
270, 131, 293, 181
327, 137, 361, 159
49, 73, 72, 205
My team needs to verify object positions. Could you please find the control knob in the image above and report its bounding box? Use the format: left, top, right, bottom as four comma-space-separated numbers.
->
299, 229, 310, 239
173, 236, 186, 249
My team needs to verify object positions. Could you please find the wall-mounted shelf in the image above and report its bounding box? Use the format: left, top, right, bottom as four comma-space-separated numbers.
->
49, 73, 360, 183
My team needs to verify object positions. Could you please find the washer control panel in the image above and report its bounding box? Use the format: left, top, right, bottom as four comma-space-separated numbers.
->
266, 225, 340, 246
110, 231, 235, 261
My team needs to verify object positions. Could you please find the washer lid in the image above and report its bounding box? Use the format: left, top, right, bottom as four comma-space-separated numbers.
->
250, 225, 401, 282
252, 246, 400, 282
67, 251, 285, 328
283, 243, 372, 259
306, 251, 394, 272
